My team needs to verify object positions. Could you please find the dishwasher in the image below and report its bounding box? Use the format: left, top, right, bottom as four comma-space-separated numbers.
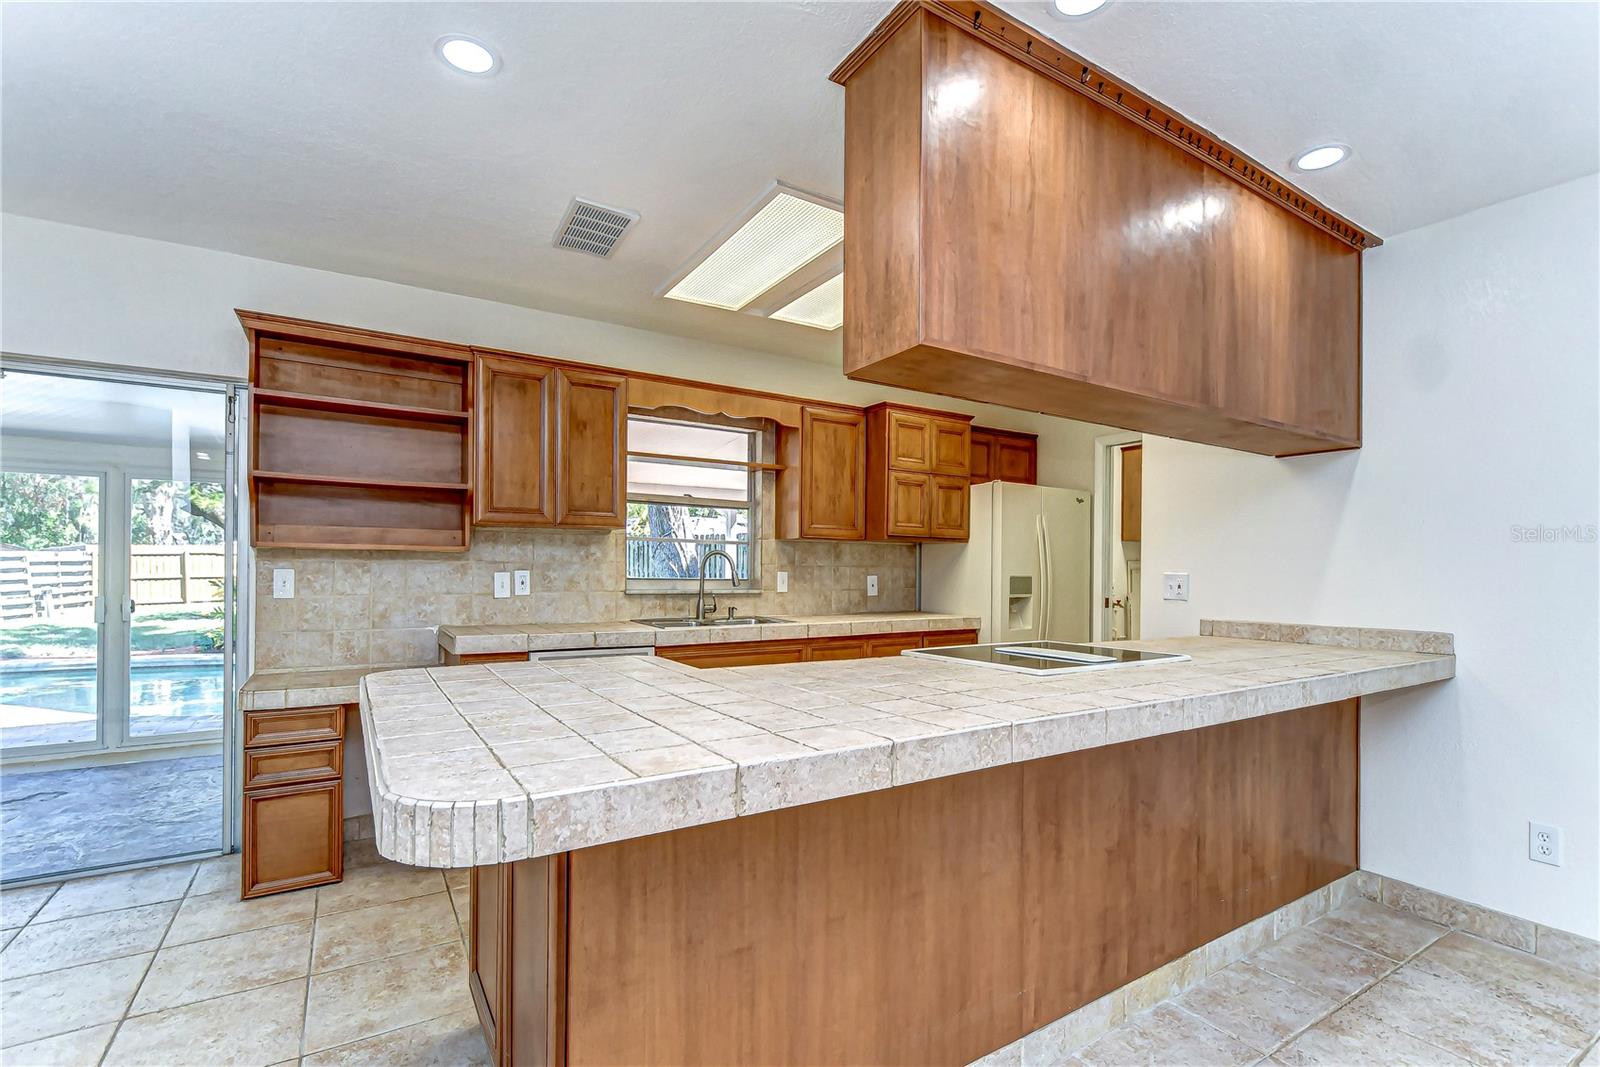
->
527, 646, 655, 664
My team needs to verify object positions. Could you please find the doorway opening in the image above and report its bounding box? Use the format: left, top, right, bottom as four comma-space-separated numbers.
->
1091, 431, 1143, 642
0, 363, 241, 884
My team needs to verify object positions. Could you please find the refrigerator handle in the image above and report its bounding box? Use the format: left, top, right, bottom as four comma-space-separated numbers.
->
1040, 512, 1053, 640
1035, 513, 1049, 640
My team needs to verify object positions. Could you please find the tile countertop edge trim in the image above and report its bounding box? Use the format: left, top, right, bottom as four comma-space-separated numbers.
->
359, 642, 1456, 869
1199, 618, 1455, 655
437, 613, 984, 655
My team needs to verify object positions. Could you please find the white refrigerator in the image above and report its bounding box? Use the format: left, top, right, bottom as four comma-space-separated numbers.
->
921, 481, 1092, 644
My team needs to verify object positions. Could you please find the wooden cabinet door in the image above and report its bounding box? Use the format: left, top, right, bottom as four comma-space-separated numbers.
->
469, 864, 505, 1058
995, 437, 1037, 484
969, 432, 995, 484
886, 471, 932, 538
885, 409, 932, 471
241, 780, 342, 898
930, 419, 971, 476
1120, 444, 1142, 542
657, 641, 809, 668
930, 475, 970, 539
554, 369, 626, 527
799, 407, 867, 540
806, 637, 870, 661
867, 632, 923, 657
474, 354, 553, 526
922, 628, 980, 647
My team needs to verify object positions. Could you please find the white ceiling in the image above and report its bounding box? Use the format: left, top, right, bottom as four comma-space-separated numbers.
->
4, 2, 1596, 367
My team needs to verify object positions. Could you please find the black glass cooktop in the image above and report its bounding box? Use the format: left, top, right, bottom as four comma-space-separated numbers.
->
905, 640, 1189, 674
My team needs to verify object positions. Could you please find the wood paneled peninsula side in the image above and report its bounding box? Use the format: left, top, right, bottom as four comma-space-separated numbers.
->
359, 624, 1453, 1066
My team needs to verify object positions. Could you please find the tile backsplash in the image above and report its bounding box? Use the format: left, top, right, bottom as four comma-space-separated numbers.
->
253, 528, 917, 671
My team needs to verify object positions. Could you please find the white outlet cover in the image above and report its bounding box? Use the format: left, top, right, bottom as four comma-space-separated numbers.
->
514, 570, 531, 596
1162, 572, 1190, 601
1530, 821, 1563, 866
776, 570, 789, 593
493, 571, 511, 599
272, 568, 294, 599
866, 574, 879, 597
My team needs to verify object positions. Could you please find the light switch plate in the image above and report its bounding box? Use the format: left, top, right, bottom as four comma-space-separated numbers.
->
1162, 572, 1189, 601
493, 572, 511, 599
272, 568, 294, 599
776, 570, 789, 593
866, 574, 879, 597
513, 570, 531, 596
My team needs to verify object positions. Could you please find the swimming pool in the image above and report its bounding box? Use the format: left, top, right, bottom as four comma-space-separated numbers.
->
0, 660, 224, 745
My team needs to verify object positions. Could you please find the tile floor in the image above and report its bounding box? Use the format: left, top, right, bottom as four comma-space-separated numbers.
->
1058, 897, 1600, 1067
0, 841, 486, 1066
1, 850, 1596, 1067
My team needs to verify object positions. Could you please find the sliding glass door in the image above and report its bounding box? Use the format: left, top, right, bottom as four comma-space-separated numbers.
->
0, 365, 240, 882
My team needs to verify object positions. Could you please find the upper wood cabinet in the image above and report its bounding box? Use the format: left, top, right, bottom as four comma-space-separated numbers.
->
970, 427, 1038, 486
554, 368, 627, 527
473, 354, 626, 529
864, 403, 972, 541
777, 406, 868, 540
474, 354, 553, 526
1121, 444, 1143, 543
834, 6, 1365, 458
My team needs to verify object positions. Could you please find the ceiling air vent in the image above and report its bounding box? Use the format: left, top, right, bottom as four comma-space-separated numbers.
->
553, 198, 639, 257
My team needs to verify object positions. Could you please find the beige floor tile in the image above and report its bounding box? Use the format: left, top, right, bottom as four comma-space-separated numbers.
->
1413, 931, 1600, 1035
132, 919, 313, 1015
300, 1009, 490, 1066
189, 854, 241, 896
32, 863, 196, 924
1076, 1004, 1258, 1067
102, 978, 306, 1067
341, 839, 387, 870
1250, 927, 1399, 1001
302, 942, 473, 1054
0, 900, 175, 977
0, 884, 58, 930
313, 862, 445, 917
1274, 1002, 1470, 1066
1352, 960, 1592, 1066
0, 953, 151, 1048
165, 886, 315, 945
1312, 899, 1447, 962
311, 892, 458, 973
444, 867, 470, 891
0, 1022, 118, 1065
1177, 961, 1338, 1053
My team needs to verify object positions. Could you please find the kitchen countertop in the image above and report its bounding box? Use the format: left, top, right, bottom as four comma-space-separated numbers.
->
240, 666, 380, 710
438, 612, 983, 654
360, 623, 1455, 867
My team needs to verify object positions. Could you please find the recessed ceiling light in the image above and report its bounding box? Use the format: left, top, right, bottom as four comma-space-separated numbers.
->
770, 273, 845, 331
1052, 0, 1108, 17
1293, 143, 1350, 172
436, 35, 498, 75
662, 186, 843, 312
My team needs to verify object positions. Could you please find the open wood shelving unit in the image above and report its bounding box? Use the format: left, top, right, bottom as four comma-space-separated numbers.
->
240, 312, 475, 552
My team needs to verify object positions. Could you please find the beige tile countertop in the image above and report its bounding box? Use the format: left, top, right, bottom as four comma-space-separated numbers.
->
437, 612, 983, 655
359, 622, 1456, 868
240, 666, 379, 711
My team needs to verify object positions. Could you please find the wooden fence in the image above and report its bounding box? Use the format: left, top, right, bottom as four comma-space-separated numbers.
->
0, 545, 222, 622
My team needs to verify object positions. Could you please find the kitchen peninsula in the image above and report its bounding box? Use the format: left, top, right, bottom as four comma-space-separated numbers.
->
360, 622, 1455, 1066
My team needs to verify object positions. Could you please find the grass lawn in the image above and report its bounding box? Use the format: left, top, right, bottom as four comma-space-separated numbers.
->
0, 608, 223, 660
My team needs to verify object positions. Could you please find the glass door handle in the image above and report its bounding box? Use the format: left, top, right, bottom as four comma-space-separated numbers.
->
121, 597, 137, 621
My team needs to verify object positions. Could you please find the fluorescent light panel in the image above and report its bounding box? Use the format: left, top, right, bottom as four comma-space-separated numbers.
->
664, 192, 843, 311
770, 273, 844, 331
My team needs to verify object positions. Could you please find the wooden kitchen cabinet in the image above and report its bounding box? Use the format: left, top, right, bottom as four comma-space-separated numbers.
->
865, 403, 972, 541
240, 704, 346, 899
777, 406, 867, 540
1121, 444, 1143, 542
655, 629, 980, 669
472, 355, 626, 529
971, 427, 1038, 486
834, 5, 1367, 457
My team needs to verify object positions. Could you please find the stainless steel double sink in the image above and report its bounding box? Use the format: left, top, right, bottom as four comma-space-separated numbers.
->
633, 616, 791, 630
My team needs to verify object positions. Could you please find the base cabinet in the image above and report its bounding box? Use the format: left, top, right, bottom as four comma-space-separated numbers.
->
470, 859, 567, 1067
655, 629, 979, 669
240, 704, 347, 899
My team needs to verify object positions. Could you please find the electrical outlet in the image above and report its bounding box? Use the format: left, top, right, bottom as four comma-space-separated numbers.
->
776, 570, 789, 593
866, 574, 879, 597
272, 568, 294, 599
513, 570, 531, 596
1530, 822, 1563, 866
493, 571, 511, 599
1162, 572, 1190, 601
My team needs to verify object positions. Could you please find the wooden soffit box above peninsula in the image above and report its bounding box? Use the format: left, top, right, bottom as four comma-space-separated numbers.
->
832, 2, 1379, 457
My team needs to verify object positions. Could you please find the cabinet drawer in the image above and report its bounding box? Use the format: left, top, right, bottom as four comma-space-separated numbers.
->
244, 739, 343, 790
241, 779, 343, 898
922, 629, 980, 648
243, 705, 345, 748
867, 633, 923, 657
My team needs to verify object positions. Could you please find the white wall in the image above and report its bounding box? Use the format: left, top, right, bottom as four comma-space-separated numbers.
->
0, 214, 1109, 488
1140, 173, 1600, 937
